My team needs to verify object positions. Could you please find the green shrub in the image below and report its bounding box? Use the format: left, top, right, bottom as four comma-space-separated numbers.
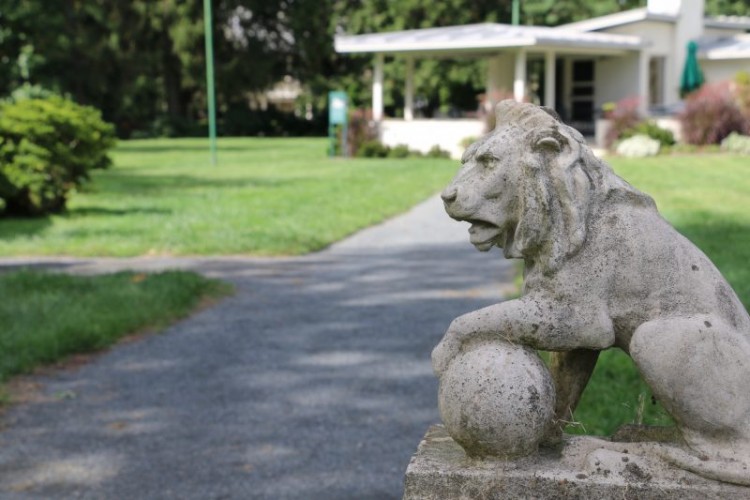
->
460, 136, 478, 149
4, 83, 57, 103
387, 144, 412, 158
426, 145, 451, 158
355, 139, 390, 158
621, 121, 675, 147
0, 95, 116, 215
721, 132, 750, 155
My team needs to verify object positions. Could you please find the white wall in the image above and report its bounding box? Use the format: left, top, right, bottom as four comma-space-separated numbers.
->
380, 119, 486, 159
605, 21, 675, 54
704, 27, 748, 37
702, 59, 749, 83
594, 53, 641, 109
486, 53, 515, 97
600, 21, 678, 106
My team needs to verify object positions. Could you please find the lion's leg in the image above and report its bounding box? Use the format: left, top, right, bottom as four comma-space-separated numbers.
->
630, 316, 750, 483
543, 349, 599, 444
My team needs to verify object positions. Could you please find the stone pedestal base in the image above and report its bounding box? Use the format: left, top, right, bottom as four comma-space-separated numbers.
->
403, 425, 750, 499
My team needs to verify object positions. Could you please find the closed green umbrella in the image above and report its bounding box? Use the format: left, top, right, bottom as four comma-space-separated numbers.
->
680, 41, 705, 96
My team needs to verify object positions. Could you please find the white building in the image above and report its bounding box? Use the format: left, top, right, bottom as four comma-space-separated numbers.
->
334, 0, 750, 156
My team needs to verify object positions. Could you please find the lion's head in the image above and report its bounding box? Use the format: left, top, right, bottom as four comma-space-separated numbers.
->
442, 100, 652, 273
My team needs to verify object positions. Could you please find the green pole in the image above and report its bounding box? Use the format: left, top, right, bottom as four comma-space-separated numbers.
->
203, 0, 217, 165
512, 0, 520, 25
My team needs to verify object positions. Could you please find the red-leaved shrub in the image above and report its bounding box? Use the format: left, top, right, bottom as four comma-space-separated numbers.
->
338, 108, 377, 156
680, 82, 749, 145
604, 96, 642, 149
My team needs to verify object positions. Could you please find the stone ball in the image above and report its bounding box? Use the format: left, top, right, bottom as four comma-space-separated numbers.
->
438, 341, 556, 459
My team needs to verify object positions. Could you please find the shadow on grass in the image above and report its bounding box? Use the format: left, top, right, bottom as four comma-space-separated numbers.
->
0, 216, 51, 240
0, 262, 81, 274
64, 207, 173, 218
118, 144, 249, 154
98, 172, 307, 193
673, 216, 750, 308
119, 140, 316, 154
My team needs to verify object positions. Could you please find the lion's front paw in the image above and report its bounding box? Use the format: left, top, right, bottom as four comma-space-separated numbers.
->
432, 318, 470, 376
431, 337, 459, 377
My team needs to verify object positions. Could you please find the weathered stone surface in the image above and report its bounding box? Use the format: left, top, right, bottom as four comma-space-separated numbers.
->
431, 100, 750, 484
437, 341, 555, 459
403, 425, 750, 500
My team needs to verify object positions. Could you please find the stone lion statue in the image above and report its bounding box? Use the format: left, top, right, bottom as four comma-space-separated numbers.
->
432, 100, 750, 485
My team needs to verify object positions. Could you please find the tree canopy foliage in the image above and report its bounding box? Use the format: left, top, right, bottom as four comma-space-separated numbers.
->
0, 0, 745, 136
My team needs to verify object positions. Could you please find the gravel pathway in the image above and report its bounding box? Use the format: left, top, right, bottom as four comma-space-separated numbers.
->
0, 195, 514, 499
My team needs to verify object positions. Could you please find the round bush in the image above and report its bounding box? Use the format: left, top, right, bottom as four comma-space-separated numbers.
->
355, 140, 390, 158
621, 121, 675, 147
616, 134, 661, 158
680, 83, 749, 145
721, 132, 750, 155
0, 95, 116, 215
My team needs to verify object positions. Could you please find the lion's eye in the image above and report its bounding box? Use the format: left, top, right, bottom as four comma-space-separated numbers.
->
476, 153, 497, 168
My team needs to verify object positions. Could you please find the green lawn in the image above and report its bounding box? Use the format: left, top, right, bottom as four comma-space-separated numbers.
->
0, 270, 231, 392
570, 153, 750, 435
0, 137, 458, 256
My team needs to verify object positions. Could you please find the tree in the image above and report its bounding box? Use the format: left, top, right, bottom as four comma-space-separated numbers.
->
0, 1, 308, 136
705, 0, 749, 16
2, 0, 744, 137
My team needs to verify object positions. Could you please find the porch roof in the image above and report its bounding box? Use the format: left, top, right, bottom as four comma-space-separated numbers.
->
557, 7, 676, 32
704, 16, 750, 30
698, 34, 750, 60
334, 23, 647, 56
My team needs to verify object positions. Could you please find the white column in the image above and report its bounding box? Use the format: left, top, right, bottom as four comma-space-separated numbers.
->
404, 56, 414, 121
373, 53, 384, 121
562, 58, 572, 119
513, 48, 527, 102
637, 50, 649, 116
544, 51, 556, 110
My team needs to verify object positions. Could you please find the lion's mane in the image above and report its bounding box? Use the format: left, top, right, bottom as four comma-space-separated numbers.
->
494, 100, 655, 274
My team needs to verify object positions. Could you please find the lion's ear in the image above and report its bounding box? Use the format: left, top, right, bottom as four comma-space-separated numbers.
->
530, 129, 569, 156
534, 136, 561, 153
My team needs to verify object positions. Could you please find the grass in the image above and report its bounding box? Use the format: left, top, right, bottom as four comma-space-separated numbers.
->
0, 137, 458, 256
567, 153, 750, 435
0, 270, 231, 386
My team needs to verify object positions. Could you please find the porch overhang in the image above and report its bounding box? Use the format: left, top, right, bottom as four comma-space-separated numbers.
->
334, 23, 652, 149
698, 35, 750, 60
334, 23, 648, 56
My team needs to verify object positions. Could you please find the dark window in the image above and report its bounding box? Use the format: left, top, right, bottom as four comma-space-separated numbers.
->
572, 85, 594, 97
573, 61, 594, 82
572, 101, 593, 121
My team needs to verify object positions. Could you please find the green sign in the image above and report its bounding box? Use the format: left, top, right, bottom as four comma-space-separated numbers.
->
328, 91, 349, 157
329, 91, 348, 125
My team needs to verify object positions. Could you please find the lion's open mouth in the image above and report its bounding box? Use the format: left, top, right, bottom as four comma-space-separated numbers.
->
466, 219, 502, 251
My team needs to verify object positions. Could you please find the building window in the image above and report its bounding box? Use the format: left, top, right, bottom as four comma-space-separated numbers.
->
649, 57, 665, 107
570, 60, 595, 135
